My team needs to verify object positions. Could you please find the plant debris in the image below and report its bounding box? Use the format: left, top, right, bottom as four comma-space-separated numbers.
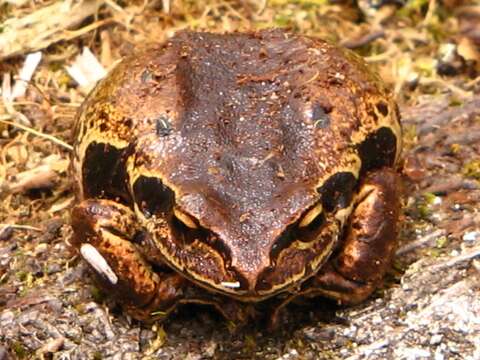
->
1, 0, 480, 358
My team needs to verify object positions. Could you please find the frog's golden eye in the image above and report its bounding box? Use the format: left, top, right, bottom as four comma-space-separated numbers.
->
173, 207, 198, 229
271, 202, 326, 259
299, 203, 323, 228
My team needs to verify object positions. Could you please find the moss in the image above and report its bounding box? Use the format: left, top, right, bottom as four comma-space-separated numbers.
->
397, 0, 430, 18
402, 124, 418, 150
0, 4, 12, 23
449, 98, 464, 107
462, 160, 480, 180
10, 342, 29, 359
226, 320, 237, 334
427, 248, 442, 258
16, 271, 28, 282
435, 236, 448, 248
450, 143, 461, 154
90, 286, 106, 303
423, 192, 437, 204
415, 57, 437, 77
243, 334, 257, 353
412, 192, 440, 220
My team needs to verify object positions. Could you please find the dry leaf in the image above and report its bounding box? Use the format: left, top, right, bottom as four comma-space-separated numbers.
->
66, 47, 107, 93
0, 0, 104, 60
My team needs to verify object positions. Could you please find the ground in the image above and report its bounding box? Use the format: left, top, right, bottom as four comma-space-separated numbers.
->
0, 1, 479, 359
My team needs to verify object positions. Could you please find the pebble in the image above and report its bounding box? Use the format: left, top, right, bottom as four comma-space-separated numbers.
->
396, 347, 431, 359
430, 334, 443, 345
462, 231, 479, 243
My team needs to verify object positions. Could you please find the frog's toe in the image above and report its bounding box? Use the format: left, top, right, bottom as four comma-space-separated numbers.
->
71, 199, 185, 319
308, 168, 401, 304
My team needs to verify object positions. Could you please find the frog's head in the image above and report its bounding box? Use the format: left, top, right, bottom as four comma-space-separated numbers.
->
76, 29, 401, 300
119, 30, 401, 300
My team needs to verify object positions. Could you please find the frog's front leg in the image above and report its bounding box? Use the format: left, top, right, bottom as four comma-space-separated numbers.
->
70, 199, 186, 320
310, 167, 401, 304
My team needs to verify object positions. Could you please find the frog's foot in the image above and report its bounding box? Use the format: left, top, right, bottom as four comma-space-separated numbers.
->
309, 167, 401, 304
71, 199, 186, 320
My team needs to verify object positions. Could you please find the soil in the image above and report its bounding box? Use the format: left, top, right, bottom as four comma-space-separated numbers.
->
1, 1, 479, 359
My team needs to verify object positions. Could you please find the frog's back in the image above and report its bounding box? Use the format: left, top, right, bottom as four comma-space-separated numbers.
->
72, 29, 400, 206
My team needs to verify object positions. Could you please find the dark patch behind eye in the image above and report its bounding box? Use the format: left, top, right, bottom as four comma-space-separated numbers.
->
376, 102, 389, 116
133, 176, 175, 217
83, 142, 131, 204
357, 127, 397, 175
319, 172, 357, 212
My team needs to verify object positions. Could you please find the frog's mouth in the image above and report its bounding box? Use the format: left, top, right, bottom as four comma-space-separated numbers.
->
132, 175, 345, 300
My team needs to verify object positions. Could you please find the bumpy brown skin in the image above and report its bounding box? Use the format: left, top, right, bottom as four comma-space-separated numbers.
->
70, 29, 402, 326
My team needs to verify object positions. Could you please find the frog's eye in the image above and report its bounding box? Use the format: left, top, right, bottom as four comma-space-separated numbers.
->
271, 202, 326, 259
133, 176, 175, 218
173, 207, 198, 229
318, 172, 357, 212
298, 203, 323, 228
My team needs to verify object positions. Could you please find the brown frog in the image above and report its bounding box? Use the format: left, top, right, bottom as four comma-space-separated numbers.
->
70, 29, 402, 326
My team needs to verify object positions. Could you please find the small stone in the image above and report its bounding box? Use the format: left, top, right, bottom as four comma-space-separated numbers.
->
434, 347, 445, 360
35, 243, 48, 255
430, 334, 443, 345
0, 226, 13, 241
463, 231, 479, 243
0, 346, 10, 360
432, 196, 443, 205
397, 347, 431, 358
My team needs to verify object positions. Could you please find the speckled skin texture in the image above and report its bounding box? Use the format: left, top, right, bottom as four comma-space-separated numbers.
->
70, 29, 402, 324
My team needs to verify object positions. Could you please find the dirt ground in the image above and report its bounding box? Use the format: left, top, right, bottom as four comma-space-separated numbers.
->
1, 1, 480, 359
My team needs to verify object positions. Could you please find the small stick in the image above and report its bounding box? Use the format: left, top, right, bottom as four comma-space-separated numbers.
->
0, 118, 73, 151
430, 246, 480, 271
396, 229, 446, 256
0, 224, 43, 232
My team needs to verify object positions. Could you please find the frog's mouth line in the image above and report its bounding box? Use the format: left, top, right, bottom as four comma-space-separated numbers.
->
128, 166, 364, 300
137, 198, 342, 300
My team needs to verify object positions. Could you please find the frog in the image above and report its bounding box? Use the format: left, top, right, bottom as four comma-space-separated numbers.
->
70, 29, 402, 326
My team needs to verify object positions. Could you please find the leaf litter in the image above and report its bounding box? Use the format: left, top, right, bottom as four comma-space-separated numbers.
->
0, 0, 480, 358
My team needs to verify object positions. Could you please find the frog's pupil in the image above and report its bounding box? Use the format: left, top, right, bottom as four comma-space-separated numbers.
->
271, 205, 326, 260
133, 176, 175, 217
319, 172, 357, 212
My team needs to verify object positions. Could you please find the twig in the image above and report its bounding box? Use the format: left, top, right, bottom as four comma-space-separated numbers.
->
430, 246, 480, 271
419, 77, 472, 99
396, 229, 446, 256
423, 0, 437, 24
0, 117, 73, 151
0, 0, 105, 60
0, 224, 43, 232
365, 48, 398, 63
340, 30, 386, 49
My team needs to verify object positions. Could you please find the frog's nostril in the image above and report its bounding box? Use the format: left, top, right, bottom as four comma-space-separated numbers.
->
80, 243, 118, 285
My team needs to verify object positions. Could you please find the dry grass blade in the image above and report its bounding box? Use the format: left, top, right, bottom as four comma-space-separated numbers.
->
396, 229, 446, 255
0, 224, 42, 231
0, 118, 73, 151
0, 0, 105, 60
431, 246, 480, 271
